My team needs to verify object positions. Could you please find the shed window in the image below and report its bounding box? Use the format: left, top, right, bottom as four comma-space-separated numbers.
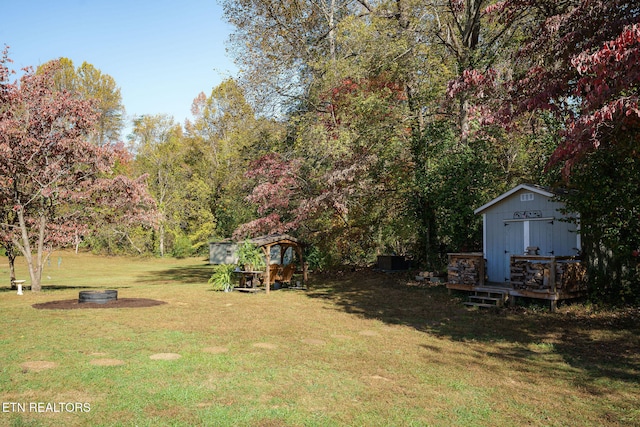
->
520, 193, 534, 201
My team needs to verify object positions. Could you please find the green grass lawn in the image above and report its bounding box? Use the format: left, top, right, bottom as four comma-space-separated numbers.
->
0, 252, 639, 426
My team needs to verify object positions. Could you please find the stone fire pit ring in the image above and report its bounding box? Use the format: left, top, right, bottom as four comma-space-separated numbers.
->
78, 290, 118, 304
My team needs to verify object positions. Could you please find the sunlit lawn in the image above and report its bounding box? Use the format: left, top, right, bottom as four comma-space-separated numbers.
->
0, 251, 639, 426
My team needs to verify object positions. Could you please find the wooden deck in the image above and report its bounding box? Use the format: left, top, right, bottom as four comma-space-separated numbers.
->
447, 281, 585, 311
446, 253, 586, 311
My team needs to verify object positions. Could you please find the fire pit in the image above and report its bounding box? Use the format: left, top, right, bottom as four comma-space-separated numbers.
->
78, 290, 118, 304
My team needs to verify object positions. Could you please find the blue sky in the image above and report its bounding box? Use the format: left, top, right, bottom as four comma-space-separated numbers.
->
1, 0, 238, 138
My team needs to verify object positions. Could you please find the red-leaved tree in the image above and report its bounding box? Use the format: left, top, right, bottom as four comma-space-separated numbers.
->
234, 76, 413, 263
451, 0, 640, 174
0, 51, 156, 291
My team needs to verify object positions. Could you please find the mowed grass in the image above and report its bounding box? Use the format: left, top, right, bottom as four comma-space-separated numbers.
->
0, 252, 639, 426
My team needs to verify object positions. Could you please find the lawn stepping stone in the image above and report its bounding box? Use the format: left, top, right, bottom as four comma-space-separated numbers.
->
331, 334, 352, 340
301, 339, 326, 346
368, 375, 392, 382
149, 353, 182, 360
252, 343, 278, 350
20, 361, 57, 372
90, 359, 125, 366
203, 346, 229, 354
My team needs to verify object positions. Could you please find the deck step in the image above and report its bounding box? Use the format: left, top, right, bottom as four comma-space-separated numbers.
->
464, 289, 508, 308
468, 296, 503, 304
463, 302, 501, 308
473, 290, 507, 298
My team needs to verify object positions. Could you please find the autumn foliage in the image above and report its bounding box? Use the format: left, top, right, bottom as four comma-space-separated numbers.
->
0, 51, 155, 290
456, 0, 640, 175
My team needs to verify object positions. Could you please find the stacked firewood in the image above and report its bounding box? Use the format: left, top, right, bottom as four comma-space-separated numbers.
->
556, 262, 587, 292
510, 261, 547, 290
448, 255, 483, 285
511, 259, 586, 292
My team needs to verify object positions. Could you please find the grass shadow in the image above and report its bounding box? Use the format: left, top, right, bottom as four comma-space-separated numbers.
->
0, 285, 132, 292
306, 268, 640, 390
136, 263, 214, 285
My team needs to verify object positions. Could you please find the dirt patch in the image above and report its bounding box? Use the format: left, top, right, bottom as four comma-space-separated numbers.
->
90, 358, 125, 366
21, 361, 57, 372
32, 298, 166, 310
331, 334, 352, 340
203, 346, 229, 354
301, 339, 326, 346
367, 375, 392, 382
149, 353, 182, 360
253, 343, 278, 350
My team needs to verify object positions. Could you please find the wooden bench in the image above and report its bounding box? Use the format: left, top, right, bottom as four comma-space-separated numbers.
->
269, 264, 296, 285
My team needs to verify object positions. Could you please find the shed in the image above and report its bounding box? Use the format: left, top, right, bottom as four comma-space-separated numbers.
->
474, 184, 580, 284
209, 240, 239, 265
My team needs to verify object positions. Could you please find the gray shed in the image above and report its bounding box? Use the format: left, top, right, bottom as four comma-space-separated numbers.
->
474, 184, 581, 284
209, 241, 239, 265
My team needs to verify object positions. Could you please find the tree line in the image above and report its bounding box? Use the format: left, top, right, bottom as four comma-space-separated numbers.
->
1, 0, 638, 302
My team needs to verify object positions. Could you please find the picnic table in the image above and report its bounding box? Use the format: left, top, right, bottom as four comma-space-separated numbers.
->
236, 270, 263, 288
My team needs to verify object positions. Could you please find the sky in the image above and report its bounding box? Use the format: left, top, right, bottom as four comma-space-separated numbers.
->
1, 0, 238, 138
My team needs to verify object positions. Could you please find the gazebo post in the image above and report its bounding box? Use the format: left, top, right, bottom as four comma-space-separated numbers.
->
263, 245, 271, 294
303, 260, 308, 284
295, 246, 306, 285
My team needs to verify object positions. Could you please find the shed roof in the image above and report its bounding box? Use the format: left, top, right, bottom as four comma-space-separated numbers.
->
474, 184, 557, 215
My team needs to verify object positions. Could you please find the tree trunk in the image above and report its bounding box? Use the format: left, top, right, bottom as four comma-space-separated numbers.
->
328, 0, 336, 61
13, 209, 44, 292
7, 247, 17, 289
159, 222, 165, 257
459, 95, 470, 146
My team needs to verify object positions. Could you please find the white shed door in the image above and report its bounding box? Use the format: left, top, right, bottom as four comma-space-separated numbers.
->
530, 220, 554, 256
503, 222, 524, 283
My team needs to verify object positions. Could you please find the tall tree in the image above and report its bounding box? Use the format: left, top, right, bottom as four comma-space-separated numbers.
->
223, 0, 355, 113
0, 55, 154, 291
186, 79, 282, 239
131, 114, 187, 257
432, 0, 528, 144
44, 58, 125, 146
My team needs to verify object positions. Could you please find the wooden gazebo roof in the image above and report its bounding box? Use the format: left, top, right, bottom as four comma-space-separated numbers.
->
249, 233, 302, 248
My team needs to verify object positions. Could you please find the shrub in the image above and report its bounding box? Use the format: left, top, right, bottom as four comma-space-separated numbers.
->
208, 264, 237, 292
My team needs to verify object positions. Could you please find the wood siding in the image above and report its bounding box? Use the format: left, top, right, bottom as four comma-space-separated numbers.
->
481, 188, 579, 283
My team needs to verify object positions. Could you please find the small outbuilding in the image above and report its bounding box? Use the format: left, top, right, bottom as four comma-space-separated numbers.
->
209, 240, 239, 265
447, 184, 586, 311
475, 183, 580, 284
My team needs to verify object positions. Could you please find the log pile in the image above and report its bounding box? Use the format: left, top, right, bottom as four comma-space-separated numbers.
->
448, 254, 484, 286
510, 258, 586, 292
556, 262, 587, 292
510, 261, 547, 290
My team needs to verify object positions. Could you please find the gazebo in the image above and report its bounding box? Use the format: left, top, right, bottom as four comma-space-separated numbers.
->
249, 234, 307, 293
